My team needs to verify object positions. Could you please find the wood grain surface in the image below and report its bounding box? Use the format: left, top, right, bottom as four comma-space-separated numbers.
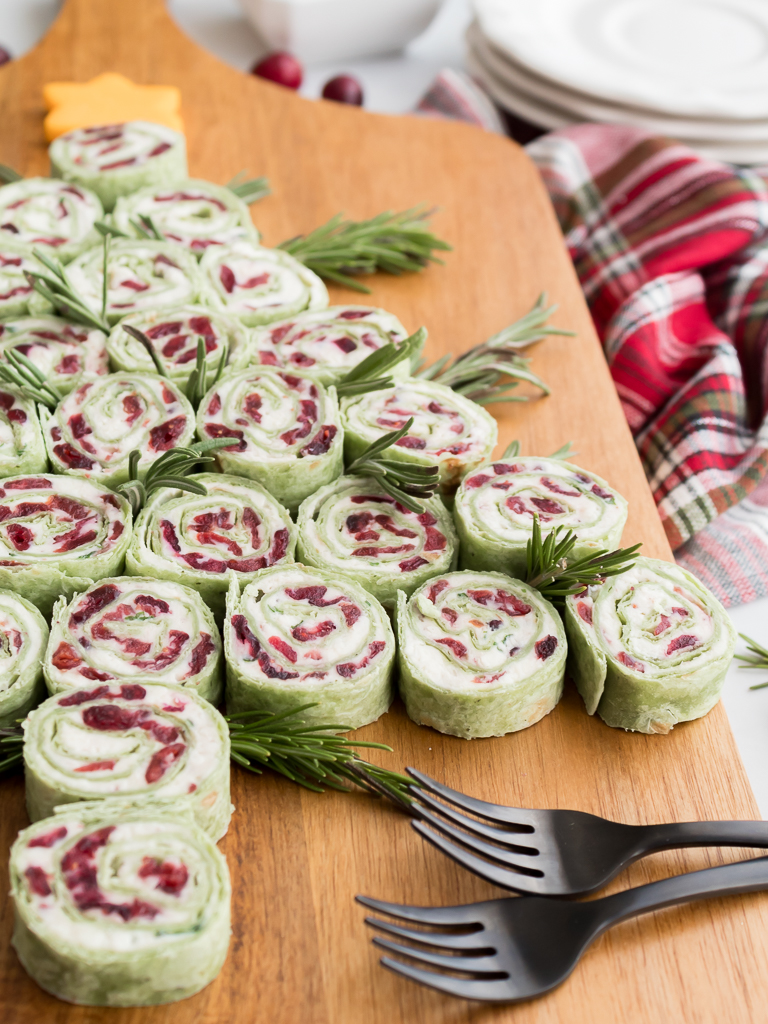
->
0, 2, 765, 1022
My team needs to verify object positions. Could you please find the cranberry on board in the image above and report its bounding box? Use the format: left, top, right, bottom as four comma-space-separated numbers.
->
251, 52, 303, 90
322, 75, 364, 106
0, 47, 11, 68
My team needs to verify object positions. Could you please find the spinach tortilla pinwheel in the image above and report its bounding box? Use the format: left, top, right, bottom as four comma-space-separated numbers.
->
0, 179, 102, 261
396, 571, 566, 739
564, 556, 736, 734
10, 800, 230, 1006
126, 473, 295, 619
233, 305, 409, 384
106, 304, 246, 385
341, 378, 497, 496
0, 385, 48, 476
198, 367, 343, 512
455, 456, 629, 579
0, 241, 39, 317
0, 315, 109, 393
296, 474, 457, 610
42, 372, 194, 485
112, 179, 259, 254
225, 565, 395, 728
0, 589, 48, 727
0, 474, 131, 616
45, 577, 222, 704
199, 240, 328, 326
23, 681, 232, 839
61, 240, 205, 325
49, 121, 188, 211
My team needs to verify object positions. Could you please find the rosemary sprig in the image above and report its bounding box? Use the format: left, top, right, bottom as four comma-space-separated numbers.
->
226, 172, 271, 205
416, 294, 573, 404
0, 347, 62, 409
228, 704, 413, 810
335, 327, 426, 399
499, 439, 577, 460
122, 324, 168, 376
525, 514, 641, 602
279, 206, 451, 293
95, 219, 129, 239
0, 725, 23, 776
132, 213, 164, 241
25, 246, 109, 332
736, 634, 768, 689
0, 164, 22, 184
501, 439, 521, 459
185, 336, 228, 407
115, 438, 232, 517
347, 416, 438, 514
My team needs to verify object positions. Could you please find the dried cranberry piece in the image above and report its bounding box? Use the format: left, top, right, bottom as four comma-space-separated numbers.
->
435, 637, 467, 658
139, 856, 189, 895
268, 636, 297, 663
25, 866, 51, 897
535, 635, 558, 660
667, 634, 699, 655
54, 443, 95, 469
145, 743, 186, 784
29, 826, 68, 848
292, 621, 335, 642
205, 423, 246, 451
70, 584, 120, 626
232, 614, 261, 659
427, 579, 449, 603
187, 634, 215, 677
149, 415, 187, 451
396, 436, 426, 450
83, 704, 144, 731
285, 585, 342, 607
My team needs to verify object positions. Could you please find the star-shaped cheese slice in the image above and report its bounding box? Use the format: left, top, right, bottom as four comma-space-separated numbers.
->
43, 72, 183, 142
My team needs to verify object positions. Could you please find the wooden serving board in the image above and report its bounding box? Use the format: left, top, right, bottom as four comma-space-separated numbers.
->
1, 2, 766, 1021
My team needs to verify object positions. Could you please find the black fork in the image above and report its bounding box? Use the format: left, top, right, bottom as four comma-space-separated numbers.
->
358, 854, 768, 1002
407, 767, 768, 895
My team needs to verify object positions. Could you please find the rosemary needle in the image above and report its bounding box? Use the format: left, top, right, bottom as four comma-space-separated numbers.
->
347, 417, 439, 514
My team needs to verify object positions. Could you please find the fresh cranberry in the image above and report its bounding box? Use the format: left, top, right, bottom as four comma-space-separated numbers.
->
251, 52, 303, 90
0, 47, 11, 68
322, 75, 363, 106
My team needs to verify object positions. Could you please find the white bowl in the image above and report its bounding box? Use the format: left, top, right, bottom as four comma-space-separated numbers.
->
239, 0, 444, 65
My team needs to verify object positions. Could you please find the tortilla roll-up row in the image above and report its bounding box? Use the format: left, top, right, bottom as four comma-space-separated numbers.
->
0, 242, 40, 318
198, 367, 343, 512
41, 372, 195, 485
0, 474, 131, 616
45, 577, 222, 703
341, 378, 497, 496
23, 681, 232, 838
49, 121, 188, 211
127, 473, 295, 618
0, 178, 103, 261
0, 385, 48, 476
455, 456, 628, 578
106, 304, 245, 385
564, 556, 736, 734
112, 180, 259, 254
234, 305, 410, 384
225, 565, 395, 729
296, 474, 457, 609
0, 590, 49, 726
396, 571, 566, 739
0, 316, 109, 393
10, 800, 230, 1006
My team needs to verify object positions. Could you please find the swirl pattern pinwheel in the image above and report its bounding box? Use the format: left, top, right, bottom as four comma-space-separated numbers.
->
296, 475, 457, 609
565, 556, 736, 734
225, 565, 395, 729
50, 121, 188, 210
23, 682, 231, 838
43, 373, 194, 484
113, 179, 259, 254
455, 456, 629, 578
0, 385, 47, 477
45, 577, 222, 704
341, 378, 497, 493
0, 474, 131, 615
0, 242, 39, 317
0, 589, 48, 727
199, 241, 328, 326
234, 305, 409, 384
0, 179, 103, 261
10, 802, 230, 1006
127, 473, 295, 618
198, 367, 343, 511
0, 316, 109, 393
106, 304, 245, 384
397, 571, 566, 738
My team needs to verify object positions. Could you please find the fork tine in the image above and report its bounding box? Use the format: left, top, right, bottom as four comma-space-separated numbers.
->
413, 797, 539, 854
356, 894, 483, 926
372, 937, 499, 974
407, 768, 538, 828
412, 822, 547, 894
381, 957, 515, 1003
364, 917, 489, 950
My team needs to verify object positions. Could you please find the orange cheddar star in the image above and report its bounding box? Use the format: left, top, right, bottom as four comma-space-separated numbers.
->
43, 72, 183, 142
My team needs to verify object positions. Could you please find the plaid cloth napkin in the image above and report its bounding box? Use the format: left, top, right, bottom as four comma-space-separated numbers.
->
416, 74, 768, 607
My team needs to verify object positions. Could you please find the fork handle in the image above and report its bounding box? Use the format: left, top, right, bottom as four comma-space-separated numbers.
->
635, 819, 768, 854
596, 855, 768, 932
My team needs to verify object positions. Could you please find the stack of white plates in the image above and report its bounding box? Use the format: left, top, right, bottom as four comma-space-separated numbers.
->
468, 0, 768, 164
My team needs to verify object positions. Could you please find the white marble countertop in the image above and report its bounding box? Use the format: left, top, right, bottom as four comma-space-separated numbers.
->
1, 0, 766, 817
